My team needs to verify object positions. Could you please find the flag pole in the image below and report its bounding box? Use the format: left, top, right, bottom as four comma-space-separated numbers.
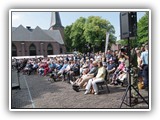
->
105, 32, 110, 53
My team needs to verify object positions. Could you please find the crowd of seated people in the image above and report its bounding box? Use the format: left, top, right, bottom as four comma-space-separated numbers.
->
12, 43, 148, 95
12, 51, 128, 92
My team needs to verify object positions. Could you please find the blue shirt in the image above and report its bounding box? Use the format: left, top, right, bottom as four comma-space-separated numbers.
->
106, 54, 113, 61
107, 63, 116, 70
141, 50, 148, 65
55, 64, 62, 70
60, 64, 68, 71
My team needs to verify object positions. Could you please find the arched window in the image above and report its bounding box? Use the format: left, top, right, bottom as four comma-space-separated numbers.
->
47, 44, 53, 55
60, 47, 63, 54
29, 44, 36, 56
12, 44, 17, 56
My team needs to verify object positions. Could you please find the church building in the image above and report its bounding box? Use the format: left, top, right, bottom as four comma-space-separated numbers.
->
12, 12, 66, 57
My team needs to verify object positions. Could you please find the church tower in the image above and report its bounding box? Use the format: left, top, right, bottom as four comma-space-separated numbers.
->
49, 12, 64, 40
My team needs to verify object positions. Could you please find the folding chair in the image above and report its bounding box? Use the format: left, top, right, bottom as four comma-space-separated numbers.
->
96, 72, 110, 94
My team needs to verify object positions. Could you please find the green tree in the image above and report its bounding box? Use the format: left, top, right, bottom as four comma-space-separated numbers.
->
117, 39, 128, 46
137, 12, 149, 45
64, 16, 116, 53
64, 25, 73, 52
117, 39, 137, 49
84, 16, 116, 52
70, 17, 86, 52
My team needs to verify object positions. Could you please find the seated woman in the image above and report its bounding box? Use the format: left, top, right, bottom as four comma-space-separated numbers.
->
54, 60, 68, 79
84, 61, 106, 95
80, 59, 90, 75
110, 59, 125, 85
43, 62, 49, 76
115, 65, 128, 86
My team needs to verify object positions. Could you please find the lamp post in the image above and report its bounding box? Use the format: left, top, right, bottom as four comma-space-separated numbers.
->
102, 40, 105, 52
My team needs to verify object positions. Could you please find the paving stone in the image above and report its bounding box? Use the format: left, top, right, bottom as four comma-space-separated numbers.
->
11, 70, 149, 110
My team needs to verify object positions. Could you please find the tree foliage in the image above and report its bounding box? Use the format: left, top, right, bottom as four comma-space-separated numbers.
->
64, 25, 73, 51
64, 16, 116, 53
137, 12, 149, 45
70, 17, 86, 52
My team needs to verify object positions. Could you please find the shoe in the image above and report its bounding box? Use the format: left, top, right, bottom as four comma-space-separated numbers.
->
110, 82, 114, 85
94, 92, 98, 95
72, 84, 79, 87
72, 86, 80, 92
121, 82, 124, 87
70, 80, 74, 85
114, 82, 118, 85
84, 91, 89, 95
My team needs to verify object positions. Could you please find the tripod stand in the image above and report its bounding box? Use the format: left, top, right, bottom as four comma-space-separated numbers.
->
120, 38, 148, 108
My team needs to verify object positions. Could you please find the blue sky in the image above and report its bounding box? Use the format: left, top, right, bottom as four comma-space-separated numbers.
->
12, 11, 145, 40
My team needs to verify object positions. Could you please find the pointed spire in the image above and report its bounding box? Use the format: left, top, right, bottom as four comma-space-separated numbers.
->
49, 12, 63, 30
49, 11, 65, 45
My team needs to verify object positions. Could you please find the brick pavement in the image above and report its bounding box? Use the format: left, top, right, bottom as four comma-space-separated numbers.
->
11, 70, 149, 110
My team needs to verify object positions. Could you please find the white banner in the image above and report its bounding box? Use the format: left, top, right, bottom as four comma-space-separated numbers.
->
105, 32, 110, 53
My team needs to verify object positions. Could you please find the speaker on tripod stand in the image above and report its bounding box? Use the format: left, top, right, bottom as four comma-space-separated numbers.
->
120, 12, 137, 39
119, 12, 148, 107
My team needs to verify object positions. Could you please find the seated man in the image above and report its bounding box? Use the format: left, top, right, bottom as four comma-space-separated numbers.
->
66, 60, 80, 83
106, 59, 116, 83
48, 62, 56, 73
38, 62, 45, 76
61, 61, 73, 81
72, 61, 98, 92
48, 60, 63, 82
32, 61, 39, 74
23, 61, 33, 75
55, 60, 68, 80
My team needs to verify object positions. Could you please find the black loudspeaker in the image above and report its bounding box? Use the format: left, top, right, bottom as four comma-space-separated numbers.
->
120, 12, 137, 39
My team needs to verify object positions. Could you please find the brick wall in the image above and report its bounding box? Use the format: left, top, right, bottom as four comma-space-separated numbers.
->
12, 41, 66, 56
